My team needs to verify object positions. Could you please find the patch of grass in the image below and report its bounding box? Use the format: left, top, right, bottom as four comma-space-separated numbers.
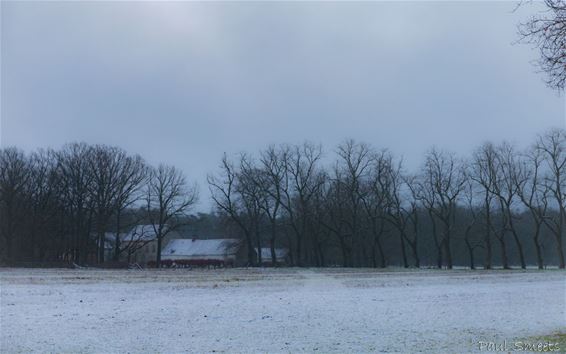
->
524, 332, 566, 353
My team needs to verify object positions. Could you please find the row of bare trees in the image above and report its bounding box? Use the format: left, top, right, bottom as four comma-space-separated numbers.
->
3, 129, 566, 269
0, 143, 197, 266
209, 129, 566, 269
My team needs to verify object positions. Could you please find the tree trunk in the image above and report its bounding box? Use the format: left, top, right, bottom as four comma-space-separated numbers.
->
285, 230, 294, 266
399, 233, 408, 268
430, 214, 442, 269
270, 238, 277, 267
407, 240, 420, 268
508, 213, 526, 269
498, 233, 510, 270
256, 223, 262, 266
465, 239, 475, 270
371, 243, 377, 268
270, 222, 277, 267
296, 232, 302, 267
318, 246, 326, 267
97, 229, 105, 264
375, 238, 386, 268
484, 197, 492, 270
5, 235, 13, 262
360, 240, 368, 268
114, 211, 121, 262
436, 241, 443, 269
156, 236, 162, 268
533, 228, 544, 270
339, 237, 351, 267
444, 233, 453, 270
554, 233, 565, 269
510, 229, 526, 269
246, 234, 255, 266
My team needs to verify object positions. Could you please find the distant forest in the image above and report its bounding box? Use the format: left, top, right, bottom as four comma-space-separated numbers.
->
2, 128, 566, 269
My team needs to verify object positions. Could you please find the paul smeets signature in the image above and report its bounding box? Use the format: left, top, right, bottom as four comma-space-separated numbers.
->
478, 340, 561, 352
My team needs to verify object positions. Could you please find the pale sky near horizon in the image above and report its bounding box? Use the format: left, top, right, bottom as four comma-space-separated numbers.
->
1, 1, 565, 211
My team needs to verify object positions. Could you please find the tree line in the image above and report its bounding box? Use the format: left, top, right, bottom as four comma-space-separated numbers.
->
2, 129, 566, 269
208, 128, 566, 269
0, 143, 197, 267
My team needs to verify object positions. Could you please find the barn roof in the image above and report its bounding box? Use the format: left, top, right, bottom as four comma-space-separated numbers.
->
162, 239, 241, 257
121, 224, 166, 242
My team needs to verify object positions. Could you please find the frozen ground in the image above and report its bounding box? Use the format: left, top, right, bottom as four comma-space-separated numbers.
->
0, 268, 564, 353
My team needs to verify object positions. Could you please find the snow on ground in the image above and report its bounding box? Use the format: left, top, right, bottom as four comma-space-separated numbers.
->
0, 268, 564, 353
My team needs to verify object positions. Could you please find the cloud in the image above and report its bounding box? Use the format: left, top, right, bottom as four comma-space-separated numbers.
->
1, 1, 563, 211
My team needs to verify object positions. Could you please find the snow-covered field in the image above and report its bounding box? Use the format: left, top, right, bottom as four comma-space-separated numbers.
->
1, 268, 564, 353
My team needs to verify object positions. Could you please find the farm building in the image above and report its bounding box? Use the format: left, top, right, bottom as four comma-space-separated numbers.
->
161, 238, 252, 267
254, 248, 289, 266
104, 225, 180, 266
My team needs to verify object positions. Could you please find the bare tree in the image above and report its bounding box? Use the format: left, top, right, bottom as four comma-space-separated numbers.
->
415, 168, 443, 269
383, 162, 411, 268
56, 143, 96, 265
322, 171, 352, 267
403, 175, 422, 268
238, 154, 266, 265
472, 143, 499, 269
493, 143, 527, 269
360, 150, 396, 268
280, 143, 324, 266
461, 178, 482, 270
112, 155, 147, 261
419, 148, 466, 269
88, 145, 132, 263
146, 164, 198, 268
516, 145, 549, 269
473, 145, 512, 270
310, 178, 332, 266
26, 149, 61, 260
536, 128, 566, 269
208, 155, 256, 266
0, 148, 30, 261
519, 0, 566, 90
258, 146, 287, 265
336, 140, 374, 267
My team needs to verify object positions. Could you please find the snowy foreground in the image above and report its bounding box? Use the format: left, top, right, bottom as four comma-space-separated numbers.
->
1, 268, 564, 353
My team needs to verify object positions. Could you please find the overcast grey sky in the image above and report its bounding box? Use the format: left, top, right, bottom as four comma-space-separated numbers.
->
1, 1, 565, 211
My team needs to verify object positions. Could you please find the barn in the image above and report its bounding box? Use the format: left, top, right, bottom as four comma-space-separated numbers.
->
161, 238, 251, 267
104, 225, 179, 266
